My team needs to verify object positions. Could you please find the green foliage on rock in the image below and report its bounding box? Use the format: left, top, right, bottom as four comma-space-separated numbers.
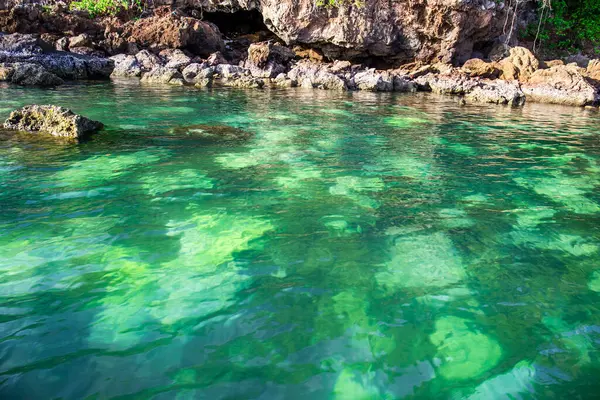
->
532, 0, 600, 51
70, 0, 142, 17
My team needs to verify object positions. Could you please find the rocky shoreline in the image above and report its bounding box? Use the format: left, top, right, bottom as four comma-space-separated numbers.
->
0, 4, 599, 109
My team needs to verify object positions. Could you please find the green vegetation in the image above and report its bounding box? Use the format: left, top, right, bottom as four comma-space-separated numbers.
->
70, 0, 142, 17
532, 0, 600, 51
315, 0, 363, 7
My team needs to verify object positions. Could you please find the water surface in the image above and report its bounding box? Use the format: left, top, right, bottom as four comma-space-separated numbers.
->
1, 82, 600, 399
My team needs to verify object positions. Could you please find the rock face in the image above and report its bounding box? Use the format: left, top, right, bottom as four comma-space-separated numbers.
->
124, 7, 225, 57
4, 105, 103, 139
497, 47, 539, 82
521, 65, 598, 106
415, 70, 525, 105
246, 41, 294, 78
2, 62, 64, 86
161, 0, 518, 64
0, 33, 113, 85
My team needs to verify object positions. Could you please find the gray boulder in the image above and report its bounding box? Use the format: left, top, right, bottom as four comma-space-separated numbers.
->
140, 66, 182, 84
353, 69, 394, 91
110, 54, 142, 77
8, 63, 64, 86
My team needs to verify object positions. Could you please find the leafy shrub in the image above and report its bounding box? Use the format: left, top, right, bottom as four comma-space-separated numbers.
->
70, 0, 142, 17
534, 0, 600, 50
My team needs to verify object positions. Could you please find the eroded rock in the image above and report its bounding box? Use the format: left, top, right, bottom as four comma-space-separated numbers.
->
497, 47, 539, 82
140, 66, 182, 84
4, 105, 103, 139
246, 41, 294, 78
8, 62, 63, 86
521, 65, 598, 106
125, 7, 224, 57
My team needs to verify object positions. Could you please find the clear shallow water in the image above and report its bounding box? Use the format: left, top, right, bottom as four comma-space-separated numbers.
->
1, 81, 600, 399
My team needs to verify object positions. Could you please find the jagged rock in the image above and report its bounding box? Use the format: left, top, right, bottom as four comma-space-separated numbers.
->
140, 66, 182, 84
125, 7, 225, 57
110, 54, 142, 77
488, 43, 511, 62
586, 59, 600, 81
544, 59, 565, 68
162, 49, 192, 70
55, 37, 69, 52
69, 46, 105, 57
207, 51, 227, 66
414, 71, 477, 95
464, 80, 525, 105
0, 63, 14, 80
461, 58, 499, 78
179, 0, 520, 64
273, 72, 295, 88
69, 33, 92, 48
498, 47, 539, 82
353, 69, 394, 91
8, 62, 63, 86
330, 60, 352, 73
246, 42, 295, 78
4, 105, 103, 139
293, 46, 324, 62
393, 75, 417, 92
566, 54, 590, 68
288, 61, 346, 90
182, 62, 214, 85
221, 75, 265, 89
521, 64, 598, 106
415, 70, 524, 105
215, 64, 249, 79
135, 50, 162, 71
0, 32, 50, 54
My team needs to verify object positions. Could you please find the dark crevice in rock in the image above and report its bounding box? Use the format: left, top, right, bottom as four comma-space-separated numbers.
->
201, 9, 271, 39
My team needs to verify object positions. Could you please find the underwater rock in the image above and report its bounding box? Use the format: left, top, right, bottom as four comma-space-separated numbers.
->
170, 124, 253, 142
4, 105, 103, 140
430, 316, 502, 380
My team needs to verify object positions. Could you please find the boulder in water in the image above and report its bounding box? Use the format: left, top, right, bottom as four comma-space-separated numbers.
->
4, 105, 103, 140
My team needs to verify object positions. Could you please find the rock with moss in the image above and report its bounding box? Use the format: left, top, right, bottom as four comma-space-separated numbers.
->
4, 105, 103, 140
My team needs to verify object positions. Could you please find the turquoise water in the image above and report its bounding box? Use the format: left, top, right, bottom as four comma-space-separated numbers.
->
1, 81, 600, 399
